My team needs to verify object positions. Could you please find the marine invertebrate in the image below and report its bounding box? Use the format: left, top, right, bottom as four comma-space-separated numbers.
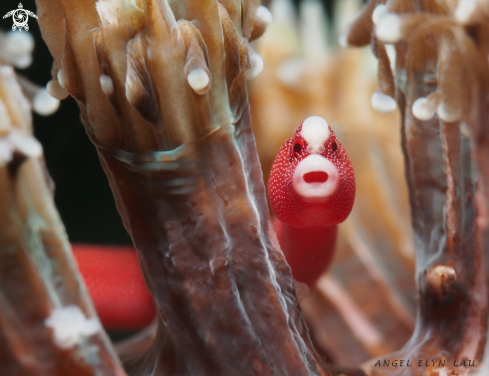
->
31, 0, 334, 374
0, 65, 125, 375
340, 0, 489, 374
269, 116, 355, 287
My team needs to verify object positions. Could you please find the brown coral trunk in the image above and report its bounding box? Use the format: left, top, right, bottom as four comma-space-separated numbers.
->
36, 0, 333, 374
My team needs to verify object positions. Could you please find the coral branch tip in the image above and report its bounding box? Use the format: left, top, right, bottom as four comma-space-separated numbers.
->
99, 74, 115, 96
371, 92, 397, 113
376, 14, 402, 44
33, 89, 60, 116
187, 68, 210, 93
412, 97, 435, 121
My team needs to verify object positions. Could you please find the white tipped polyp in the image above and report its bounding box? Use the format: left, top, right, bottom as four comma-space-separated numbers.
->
12, 54, 33, 69
412, 97, 436, 121
371, 92, 397, 113
376, 13, 402, 44
455, 0, 477, 24
437, 102, 461, 123
187, 69, 210, 93
256, 5, 273, 26
47, 80, 69, 100
9, 132, 43, 159
372, 4, 388, 26
5, 31, 34, 56
246, 53, 264, 80
33, 89, 60, 116
100, 74, 115, 96
293, 154, 339, 202
57, 69, 68, 90
44, 305, 101, 350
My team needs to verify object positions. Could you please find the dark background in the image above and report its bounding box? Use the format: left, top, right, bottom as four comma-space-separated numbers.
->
1, 0, 340, 246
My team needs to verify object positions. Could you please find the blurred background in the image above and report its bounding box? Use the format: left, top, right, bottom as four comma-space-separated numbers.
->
1, 0, 418, 367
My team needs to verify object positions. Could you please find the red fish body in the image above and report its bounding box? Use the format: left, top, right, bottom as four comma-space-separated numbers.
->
268, 116, 355, 287
73, 115, 355, 328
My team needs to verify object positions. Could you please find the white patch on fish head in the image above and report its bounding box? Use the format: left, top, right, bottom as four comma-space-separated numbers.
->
300, 116, 330, 154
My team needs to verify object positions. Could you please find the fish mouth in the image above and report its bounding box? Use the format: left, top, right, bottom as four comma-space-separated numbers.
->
303, 171, 328, 183
293, 155, 338, 203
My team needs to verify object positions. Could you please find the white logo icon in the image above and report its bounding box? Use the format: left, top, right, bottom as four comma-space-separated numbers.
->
3, 3, 38, 32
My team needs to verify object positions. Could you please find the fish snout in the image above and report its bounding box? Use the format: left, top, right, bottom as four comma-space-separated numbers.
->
292, 155, 339, 202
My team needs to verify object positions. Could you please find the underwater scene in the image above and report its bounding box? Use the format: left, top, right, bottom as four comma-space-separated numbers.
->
0, 0, 488, 375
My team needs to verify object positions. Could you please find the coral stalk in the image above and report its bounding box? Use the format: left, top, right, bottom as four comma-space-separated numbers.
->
36, 0, 332, 374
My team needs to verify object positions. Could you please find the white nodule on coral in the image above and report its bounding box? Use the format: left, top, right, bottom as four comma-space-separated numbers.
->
300, 116, 330, 154
455, 0, 477, 24
12, 54, 33, 69
96, 1, 119, 27
44, 305, 101, 350
246, 52, 264, 80
9, 132, 43, 159
293, 154, 339, 202
99, 74, 115, 96
33, 89, 60, 116
5, 31, 34, 55
187, 68, 210, 93
426, 265, 456, 292
256, 5, 273, 26
437, 102, 461, 123
376, 14, 402, 44
47, 80, 69, 100
412, 97, 436, 121
372, 4, 389, 26
57, 69, 68, 90
371, 92, 397, 113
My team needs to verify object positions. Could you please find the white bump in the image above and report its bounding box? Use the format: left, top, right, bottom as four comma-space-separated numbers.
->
246, 52, 264, 80
33, 89, 60, 116
455, 0, 477, 24
376, 14, 402, 44
9, 132, 43, 159
44, 305, 101, 350
187, 68, 210, 93
5, 31, 34, 56
371, 92, 397, 113
12, 54, 33, 69
437, 102, 461, 123
412, 97, 436, 121
293, 154, 339, 202
372, 4, 388, 26
47, 80, 69, 100
57, 69, 68, 90
300, 116, 330, 153
99, 74, 114, 96
256, 5, 273, 26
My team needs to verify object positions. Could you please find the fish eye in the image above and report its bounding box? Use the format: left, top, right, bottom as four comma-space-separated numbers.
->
332, 141, 338, 152
294, 143, 302, 154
